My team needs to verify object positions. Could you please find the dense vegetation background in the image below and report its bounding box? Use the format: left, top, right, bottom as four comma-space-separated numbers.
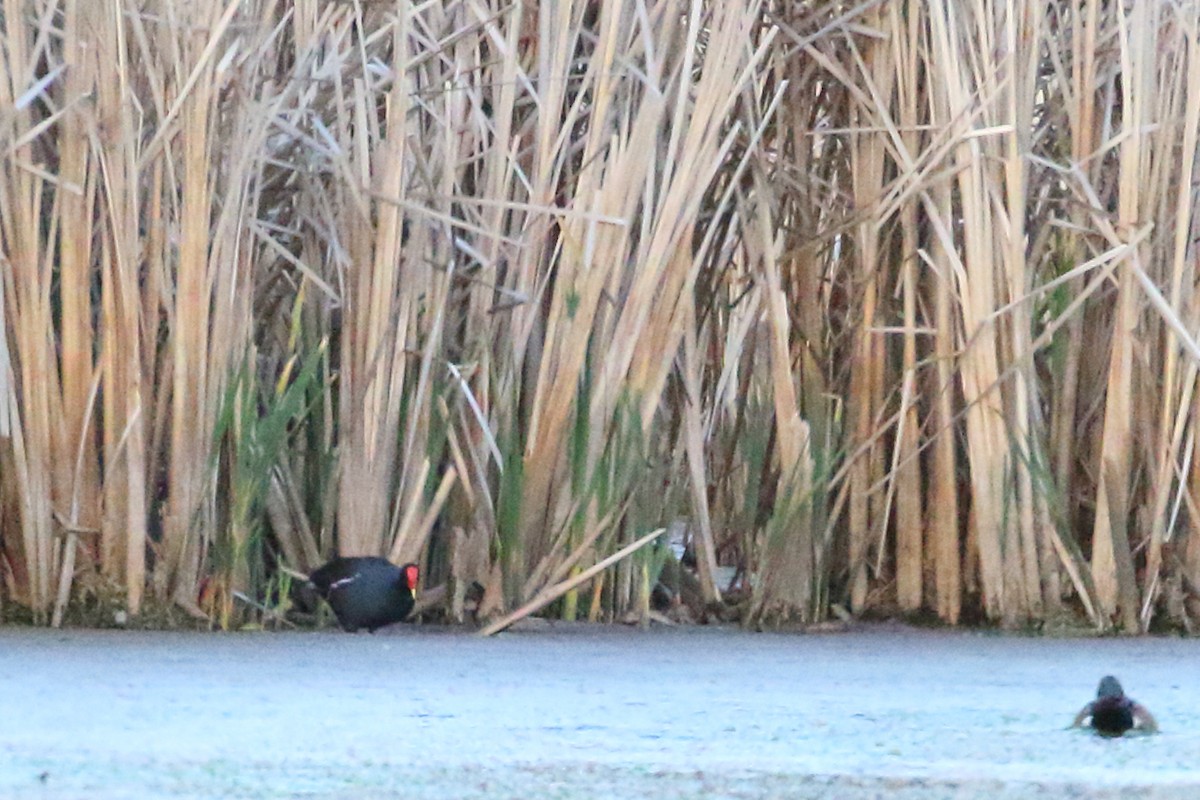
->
1, 0, 1198, 632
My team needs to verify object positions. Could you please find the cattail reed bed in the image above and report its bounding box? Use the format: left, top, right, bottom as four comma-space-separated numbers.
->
1, 1, 1199, 633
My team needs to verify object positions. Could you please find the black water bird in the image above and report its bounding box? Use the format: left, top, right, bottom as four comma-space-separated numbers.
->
1071, 675, 1158, 736
307, 557, 419, 633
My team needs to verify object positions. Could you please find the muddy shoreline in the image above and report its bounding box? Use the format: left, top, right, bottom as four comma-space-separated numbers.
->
2, 625, 1197, 798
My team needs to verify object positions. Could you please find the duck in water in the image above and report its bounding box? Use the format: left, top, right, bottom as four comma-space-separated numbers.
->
1072, 676, 1158, 736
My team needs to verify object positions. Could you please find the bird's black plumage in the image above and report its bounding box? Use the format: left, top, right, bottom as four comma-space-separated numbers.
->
307, 557, 419, 633
1072, 675, 1158, 736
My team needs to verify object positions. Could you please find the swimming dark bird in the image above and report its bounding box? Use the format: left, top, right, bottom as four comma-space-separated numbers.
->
307, 557, 419, 633
1071, 676, 1158, 736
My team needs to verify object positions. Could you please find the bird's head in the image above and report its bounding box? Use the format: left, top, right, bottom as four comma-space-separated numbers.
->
1097, 675, 1124, 699
402, 563, 420, 597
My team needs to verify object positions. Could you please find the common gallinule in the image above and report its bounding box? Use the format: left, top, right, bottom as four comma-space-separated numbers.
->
307, 557, 419, 633
1071, 675, 1158, 736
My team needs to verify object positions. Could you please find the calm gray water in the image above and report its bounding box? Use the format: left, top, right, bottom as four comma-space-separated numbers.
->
1, 625, 1197, 798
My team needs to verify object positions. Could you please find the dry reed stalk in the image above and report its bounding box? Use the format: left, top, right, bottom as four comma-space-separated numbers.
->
507, 0, 775, 610
928, 237, 961, 622
161, 6, 218, 609
1161, 6, 1200, 628
1040, 0, 1107, 627
915, 36, 962, 620
1089, 1, 1156, 631
92, 0, 149, 619
681, 302, 722, 604
334, 4, 413, 558
56, 0, 101, 608
145, 0, 267, 616
1191, 383, 1200, 622
615, 1, 775, 602
839, 3, 930, 613
478, 527, 664, 636
890, 1, 924, 614
265, 466, 322, 572
0, 265, 10, 441
924, 0, 1032, 625
517, 6, 650, 567
844, 11, 888, 614
1128, 3, 1200, 630
1001, 1, 1051, 620
742, 160, 818, 621
0, 0, 62, 621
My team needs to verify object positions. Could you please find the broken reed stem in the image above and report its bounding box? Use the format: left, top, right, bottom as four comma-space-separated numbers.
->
479, 528, 665, 637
